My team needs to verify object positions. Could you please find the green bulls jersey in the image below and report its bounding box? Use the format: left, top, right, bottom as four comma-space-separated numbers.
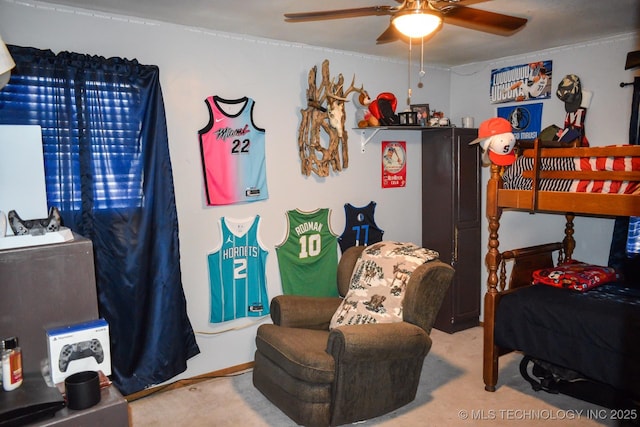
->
276, 208, 339, 297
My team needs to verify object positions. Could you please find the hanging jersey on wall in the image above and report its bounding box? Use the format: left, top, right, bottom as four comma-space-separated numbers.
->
276, 208, 339, 297
199, 96, 268, 205
208, 215, 269, 323
338, 201, 385, 253
563, 108, 589, 147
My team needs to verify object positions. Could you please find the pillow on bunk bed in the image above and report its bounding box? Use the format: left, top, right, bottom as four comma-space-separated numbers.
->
532, 260, 618, 292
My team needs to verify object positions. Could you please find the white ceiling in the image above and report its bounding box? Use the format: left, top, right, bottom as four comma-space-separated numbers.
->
35, 0, 640, 66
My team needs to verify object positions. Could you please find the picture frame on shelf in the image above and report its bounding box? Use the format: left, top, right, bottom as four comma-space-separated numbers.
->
410, 104, 429, 127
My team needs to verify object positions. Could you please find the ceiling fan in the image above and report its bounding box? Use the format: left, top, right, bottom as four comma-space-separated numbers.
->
284, 0, 527, 43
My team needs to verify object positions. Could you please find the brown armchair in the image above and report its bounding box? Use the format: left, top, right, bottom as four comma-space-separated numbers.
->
253, 245, 455, 426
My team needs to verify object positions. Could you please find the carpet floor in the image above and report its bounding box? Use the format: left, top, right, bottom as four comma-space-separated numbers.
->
128, 326, 627, 426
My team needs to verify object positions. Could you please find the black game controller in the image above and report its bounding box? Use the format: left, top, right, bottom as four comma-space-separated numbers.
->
58, 339, 104, 372
8, 206, 62, 236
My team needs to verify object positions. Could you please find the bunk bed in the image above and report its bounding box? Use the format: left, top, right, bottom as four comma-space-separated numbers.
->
482, 139, 640, 402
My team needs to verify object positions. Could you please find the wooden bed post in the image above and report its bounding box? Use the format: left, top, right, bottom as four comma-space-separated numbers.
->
483, 163, 502, 391
563, 213, 575, 260
531, 138, 542, 210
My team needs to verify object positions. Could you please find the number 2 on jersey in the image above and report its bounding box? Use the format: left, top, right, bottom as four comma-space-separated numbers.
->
234, 258, 247, 279
299, 234, 321, 258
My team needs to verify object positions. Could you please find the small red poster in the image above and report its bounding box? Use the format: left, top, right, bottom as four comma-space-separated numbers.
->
381, 141, 406, 188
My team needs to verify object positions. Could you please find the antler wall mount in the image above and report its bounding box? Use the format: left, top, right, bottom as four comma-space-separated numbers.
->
298, 60, 366, 177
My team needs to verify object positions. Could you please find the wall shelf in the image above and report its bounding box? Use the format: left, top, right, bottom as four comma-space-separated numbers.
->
355, 126, 435, 152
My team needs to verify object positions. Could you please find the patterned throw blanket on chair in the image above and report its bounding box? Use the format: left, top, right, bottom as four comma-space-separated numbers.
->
330, 241, 439, 329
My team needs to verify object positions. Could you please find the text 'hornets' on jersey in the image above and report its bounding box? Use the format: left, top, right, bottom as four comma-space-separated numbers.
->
221, 244, 260, 259
199, 95, 269, 206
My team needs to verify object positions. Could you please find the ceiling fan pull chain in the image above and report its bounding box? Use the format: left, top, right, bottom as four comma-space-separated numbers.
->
418, 36, 425, 88
407, 37, 412, 108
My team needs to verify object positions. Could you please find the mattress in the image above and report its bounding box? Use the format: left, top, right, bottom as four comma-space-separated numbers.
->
494, 282, 640, 397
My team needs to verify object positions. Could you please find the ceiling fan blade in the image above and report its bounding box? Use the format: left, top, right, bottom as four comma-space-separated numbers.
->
376, 24, 399, 44
443, 6, 527, 35
285, 6, 395, 22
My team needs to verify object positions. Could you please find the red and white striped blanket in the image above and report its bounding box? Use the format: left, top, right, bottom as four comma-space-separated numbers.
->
571, 155, 640, 193
502, 145, 640, 194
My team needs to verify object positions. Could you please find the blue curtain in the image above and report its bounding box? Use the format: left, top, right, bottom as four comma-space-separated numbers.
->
609, 76, 640, 281
0, 46, 199, 395
629, 76, 640, 146
626, 78, 640, 257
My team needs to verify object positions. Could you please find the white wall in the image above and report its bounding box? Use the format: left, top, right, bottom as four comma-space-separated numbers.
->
1, 0, 638, 385
449, 34, 640, 315
0, 0, 451, 383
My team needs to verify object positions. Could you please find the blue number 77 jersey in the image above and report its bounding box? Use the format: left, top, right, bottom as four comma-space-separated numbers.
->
338, 201, 384, 253
208, 216, 269, 323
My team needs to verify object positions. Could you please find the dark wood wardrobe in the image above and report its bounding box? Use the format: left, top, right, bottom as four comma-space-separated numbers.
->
421, 127, 481, 333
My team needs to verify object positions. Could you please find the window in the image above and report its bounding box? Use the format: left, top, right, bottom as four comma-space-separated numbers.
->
1, 72, 143, 210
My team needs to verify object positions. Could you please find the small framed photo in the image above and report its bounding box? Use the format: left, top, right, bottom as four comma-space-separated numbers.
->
410, 104, 429, 126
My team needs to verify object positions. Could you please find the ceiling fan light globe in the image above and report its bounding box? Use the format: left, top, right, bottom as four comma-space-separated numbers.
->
392, 11, 442, 39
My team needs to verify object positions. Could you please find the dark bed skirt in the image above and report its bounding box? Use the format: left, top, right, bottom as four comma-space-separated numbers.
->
495, 283, 640, 398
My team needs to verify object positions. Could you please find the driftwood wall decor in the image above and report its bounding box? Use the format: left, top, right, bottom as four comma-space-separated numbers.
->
298, 59, 364, 177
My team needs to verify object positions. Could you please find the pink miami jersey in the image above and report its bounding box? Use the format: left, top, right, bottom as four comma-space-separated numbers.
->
199, 96, 268, 205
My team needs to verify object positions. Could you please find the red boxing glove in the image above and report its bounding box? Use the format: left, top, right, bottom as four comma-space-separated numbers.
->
368, 92, 397, 119
377, 92, 397, 112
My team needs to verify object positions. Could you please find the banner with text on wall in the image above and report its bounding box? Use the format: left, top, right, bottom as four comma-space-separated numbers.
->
381, 141, 406, 188
490, 60, 553, 104
497, 103, 543, 141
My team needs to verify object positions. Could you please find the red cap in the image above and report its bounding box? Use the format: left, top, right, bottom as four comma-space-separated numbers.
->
488, 148, 516, 166
487, 131, 516, 165
469, 117, 512, 145
469, 117, 517, 166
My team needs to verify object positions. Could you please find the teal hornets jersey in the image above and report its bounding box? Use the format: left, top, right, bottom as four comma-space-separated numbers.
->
276, 208, 339, 297
208, 216, 269, 323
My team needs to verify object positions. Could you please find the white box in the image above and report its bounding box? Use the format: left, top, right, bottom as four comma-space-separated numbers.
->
0, 125, 49, 228
0, 227, 74, 250
46, 318, 111, 385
